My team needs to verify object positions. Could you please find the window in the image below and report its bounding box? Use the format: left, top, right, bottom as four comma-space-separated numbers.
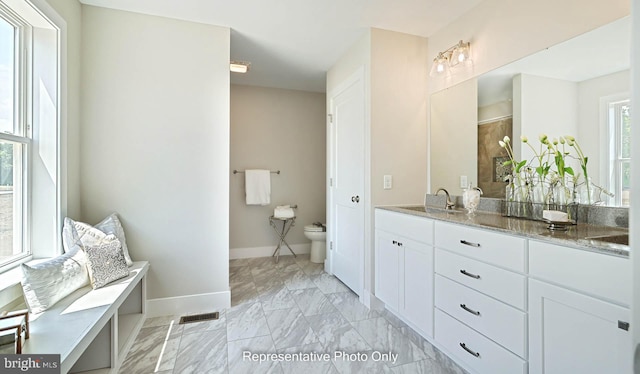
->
608, 98, 631, 207
0, 6, 30, 268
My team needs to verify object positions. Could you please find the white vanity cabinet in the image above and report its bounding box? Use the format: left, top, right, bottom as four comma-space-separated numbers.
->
528, 240, 631, 374
433, 221, 527, 374
375, 209, 434, 337
375, 208, 632, 374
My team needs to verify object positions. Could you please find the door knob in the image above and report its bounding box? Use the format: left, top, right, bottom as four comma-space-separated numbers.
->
351, 195, 360, 203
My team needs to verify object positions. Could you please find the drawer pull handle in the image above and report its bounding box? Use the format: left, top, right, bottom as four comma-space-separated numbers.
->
460, 303, 481, 316
459, 342, 480, 358
460, 240, 481, 247
460, 269, 481, 279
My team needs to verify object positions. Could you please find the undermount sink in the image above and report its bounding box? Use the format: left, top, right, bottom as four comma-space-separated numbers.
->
584, 234, 629, 246
401, 206, 464, 214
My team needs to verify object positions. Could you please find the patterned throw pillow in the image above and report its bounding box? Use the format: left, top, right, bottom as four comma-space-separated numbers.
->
21, 244, 89, 313
95, 214, 133, 266
84, 239, 130, 289
62, 214, 133, 266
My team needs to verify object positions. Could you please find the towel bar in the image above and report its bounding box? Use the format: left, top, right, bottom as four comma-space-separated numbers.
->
233, 170, 280, 174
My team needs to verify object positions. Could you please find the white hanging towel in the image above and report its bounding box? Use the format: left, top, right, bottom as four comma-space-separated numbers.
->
274, 205, 295, 219
245, 169, 271, 205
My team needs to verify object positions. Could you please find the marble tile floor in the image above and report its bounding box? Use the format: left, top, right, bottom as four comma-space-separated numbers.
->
119, 253, 468, 374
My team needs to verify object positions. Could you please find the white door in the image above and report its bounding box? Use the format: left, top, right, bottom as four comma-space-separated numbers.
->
329, 69, 365, 295
529, 279, 631, 374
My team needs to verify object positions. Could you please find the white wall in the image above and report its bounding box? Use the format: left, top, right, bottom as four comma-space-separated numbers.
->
229, 85, 326, 258
512, 74, 578, 163
42, 0, 82, 219
80, 6, 230, 315
430, 78, 478, 193
577, 69, 630, 186
370, 28, 429, 207
31, 26, 59, 257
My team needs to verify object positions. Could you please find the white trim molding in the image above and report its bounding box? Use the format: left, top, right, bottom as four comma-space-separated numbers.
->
146, 291, 231, 318
229, 243, 311, 260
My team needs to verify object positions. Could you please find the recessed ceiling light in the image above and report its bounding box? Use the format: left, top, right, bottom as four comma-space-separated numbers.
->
230, 61, 251, 73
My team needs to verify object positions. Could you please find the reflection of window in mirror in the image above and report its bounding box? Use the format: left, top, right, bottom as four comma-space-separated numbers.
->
605, 96, 631, 206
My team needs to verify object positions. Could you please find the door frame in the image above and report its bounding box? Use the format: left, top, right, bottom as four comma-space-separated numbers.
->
326, 66, 371, 304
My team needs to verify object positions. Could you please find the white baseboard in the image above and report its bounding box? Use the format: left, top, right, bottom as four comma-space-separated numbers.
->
146, 291, 231, 318
229, 243, 311, 259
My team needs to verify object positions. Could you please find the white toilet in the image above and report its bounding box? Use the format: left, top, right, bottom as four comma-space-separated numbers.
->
304, 224, 326, 263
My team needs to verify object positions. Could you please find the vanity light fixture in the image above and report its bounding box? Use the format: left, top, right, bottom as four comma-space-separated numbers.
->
230, 60, 251, 73
449, 40, 471, 67
430, 52, 449, 76
429, 40, 472, 76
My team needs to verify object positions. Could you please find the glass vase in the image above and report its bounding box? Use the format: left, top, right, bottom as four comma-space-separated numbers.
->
578, 178, 593, 205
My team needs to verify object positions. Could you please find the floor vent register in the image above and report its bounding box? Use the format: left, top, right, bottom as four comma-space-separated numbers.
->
178, 312, 220, 324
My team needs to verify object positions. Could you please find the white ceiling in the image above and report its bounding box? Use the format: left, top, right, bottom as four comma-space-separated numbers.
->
78, 0, 484, 92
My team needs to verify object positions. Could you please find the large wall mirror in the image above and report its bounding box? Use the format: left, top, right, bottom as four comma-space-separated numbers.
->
430, 16, 631, 207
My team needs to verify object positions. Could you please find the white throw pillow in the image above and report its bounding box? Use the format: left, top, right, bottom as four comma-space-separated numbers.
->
62, 214, 133, 266
62, 217, 81, 253
21, 245, 89, 314
84, 239, 130, 289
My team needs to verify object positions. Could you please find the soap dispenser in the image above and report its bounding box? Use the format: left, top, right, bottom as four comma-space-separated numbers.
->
462, 184, 483, 215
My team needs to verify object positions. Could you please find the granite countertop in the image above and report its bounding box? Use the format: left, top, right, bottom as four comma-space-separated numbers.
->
378, 205, 630, 258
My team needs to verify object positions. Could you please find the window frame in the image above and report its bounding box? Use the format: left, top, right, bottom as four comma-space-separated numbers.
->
603, 95, 631, 207
612, 99, 631, 206
0, 4, 33, 272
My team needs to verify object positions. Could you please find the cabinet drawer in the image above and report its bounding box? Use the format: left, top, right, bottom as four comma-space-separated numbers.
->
529, 240, 630, 306
436, 249, 526, 309
435, 275, 526, 358
375, 209, 433, 244
435, 221, 525, 272
435, 309, 526, 374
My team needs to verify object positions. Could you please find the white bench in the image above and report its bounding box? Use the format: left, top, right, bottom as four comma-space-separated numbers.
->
22, 261, 149, 374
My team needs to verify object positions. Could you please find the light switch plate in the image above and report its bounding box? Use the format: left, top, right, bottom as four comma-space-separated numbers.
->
460, 175, 468, 188
384, 175, 392, 190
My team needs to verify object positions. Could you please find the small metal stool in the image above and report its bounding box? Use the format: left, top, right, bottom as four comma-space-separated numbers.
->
269, 216, 297, 263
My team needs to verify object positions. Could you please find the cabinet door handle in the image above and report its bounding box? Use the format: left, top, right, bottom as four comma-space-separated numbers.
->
619, 321, 630, 331
397, 242, 403, 247
392, 240, 397, 245
460, 240, 481, 247
459, 342, 480, 358
460, 269, 481, 279
460, 303, 481, 316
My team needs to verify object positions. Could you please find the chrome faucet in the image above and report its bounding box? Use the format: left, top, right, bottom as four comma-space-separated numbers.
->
435, 188, 456, 210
